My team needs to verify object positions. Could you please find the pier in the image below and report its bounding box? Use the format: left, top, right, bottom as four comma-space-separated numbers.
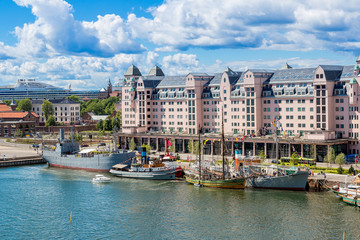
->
0, 156, 45, 168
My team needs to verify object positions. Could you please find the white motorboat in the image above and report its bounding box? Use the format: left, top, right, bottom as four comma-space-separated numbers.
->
110, 160, 175, 180
92, 174, 111, 183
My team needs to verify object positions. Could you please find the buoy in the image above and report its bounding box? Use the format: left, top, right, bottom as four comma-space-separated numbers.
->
70, 211, 72, 224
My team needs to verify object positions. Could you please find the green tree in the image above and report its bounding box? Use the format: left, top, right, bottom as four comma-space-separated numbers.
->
45, 115, 56, 126
129, 138, 136, 151
290, 152, 299, 166
96, 119, 104, 131
111, 115, 121, 130
103, 118, 112, 131
67, 95, 81, 103
17, 98, 32, 112
41, 100, 54, 120
187, 140, 193, 154
15, 129, 23, 137
74, 133, 82, 142
324, 147, 336, 168
3, 100, 11, 106
142, 143, 152, 155
335, 153, 346, 167
259, 150, 266, 162
168, 139, 175, 152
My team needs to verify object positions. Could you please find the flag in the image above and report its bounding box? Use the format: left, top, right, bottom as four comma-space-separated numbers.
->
240, 137, 243, 141
236, 138, 239, 142
168, 140, 172, 146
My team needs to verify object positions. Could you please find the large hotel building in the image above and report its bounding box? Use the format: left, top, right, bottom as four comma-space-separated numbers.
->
119, 57, 360, 162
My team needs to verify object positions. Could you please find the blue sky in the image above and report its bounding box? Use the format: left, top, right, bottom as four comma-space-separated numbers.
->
0, 0, 359, 90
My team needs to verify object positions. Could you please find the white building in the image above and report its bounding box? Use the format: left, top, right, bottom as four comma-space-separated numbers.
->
32, 98, 81, 124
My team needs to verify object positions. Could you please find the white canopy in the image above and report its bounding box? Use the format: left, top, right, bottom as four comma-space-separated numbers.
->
79, 149, 96, 154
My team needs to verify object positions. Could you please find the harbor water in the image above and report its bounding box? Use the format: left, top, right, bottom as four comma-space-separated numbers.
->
1, 165, 360, 240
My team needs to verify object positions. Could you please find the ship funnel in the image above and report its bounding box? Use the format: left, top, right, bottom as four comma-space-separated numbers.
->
60, 128, 65, 141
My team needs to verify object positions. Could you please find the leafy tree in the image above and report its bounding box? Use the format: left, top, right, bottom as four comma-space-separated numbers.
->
103, 118, 112, 131
129, 138, 136, 151
142, 143, 152, 155
15, 129, 23, 137
17, 98, 32, 112
3, 100, 11, 106
45, 115, 56, 126
67, 95, 81, 103
168, 139, 175, 152
41, 100, 54, 120
111, 114, 121, 130
349, 165, 355, 174
337, 166, 344, 174
74, 133, 82, 142
324, 147, 336, 168
290, 152, 299, 165
187, 140, 193, 154
96, 119, 104, 131
335, 153, 346, 167
259, 150, 266, 162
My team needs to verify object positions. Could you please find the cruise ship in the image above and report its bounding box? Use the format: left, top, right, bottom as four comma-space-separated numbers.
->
0, 79, 99, 101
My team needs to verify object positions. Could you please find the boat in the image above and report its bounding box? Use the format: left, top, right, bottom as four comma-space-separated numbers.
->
339, 193, 360, 207
246, 120, 309, 191
110, 160, 175, 180
185, 107, 247, 189
92, 174, 111, 183
42, 128, 135, 172
247, 165, 309, 190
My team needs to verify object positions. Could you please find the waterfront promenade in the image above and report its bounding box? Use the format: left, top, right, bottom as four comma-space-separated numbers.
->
0, 140, 39, 159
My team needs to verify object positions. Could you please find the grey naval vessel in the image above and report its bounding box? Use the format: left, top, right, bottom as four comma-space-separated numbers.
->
42, 129, 135, 172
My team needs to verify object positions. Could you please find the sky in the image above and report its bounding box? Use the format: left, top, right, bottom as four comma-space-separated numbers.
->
0, 0, 359, 90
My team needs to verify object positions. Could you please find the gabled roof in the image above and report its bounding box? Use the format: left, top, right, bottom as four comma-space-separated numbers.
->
0, 103, 11, 111
0, 112, 28, 119
148, 66, 164, 76
125, 65, 142, 76
319, 65, 345, 81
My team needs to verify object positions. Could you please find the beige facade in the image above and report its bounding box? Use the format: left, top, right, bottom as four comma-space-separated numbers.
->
32, 98, 80, 124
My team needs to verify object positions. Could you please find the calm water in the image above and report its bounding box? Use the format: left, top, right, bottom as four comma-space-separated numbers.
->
1, 165, 360, 240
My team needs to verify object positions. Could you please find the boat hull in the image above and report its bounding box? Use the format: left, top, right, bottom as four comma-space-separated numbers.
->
185, 176, 246, 189
248, 171, 309, 190
110, 169, 175, 180
43, 151, 135, 172
340, 195, 360, 207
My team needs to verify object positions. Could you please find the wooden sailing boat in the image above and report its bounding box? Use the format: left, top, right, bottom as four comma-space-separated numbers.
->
185, 107, 246, 189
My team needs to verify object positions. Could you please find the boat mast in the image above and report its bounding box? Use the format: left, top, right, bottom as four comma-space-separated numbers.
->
113, 126, 118, 153
275, 119, 279, 169
71, 126, 74, 153
198, 124, 201, 183
222, 107, 225, 180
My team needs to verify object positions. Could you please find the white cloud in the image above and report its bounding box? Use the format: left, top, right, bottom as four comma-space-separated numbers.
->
161, 53, 199, 75
12, 0, 145, 58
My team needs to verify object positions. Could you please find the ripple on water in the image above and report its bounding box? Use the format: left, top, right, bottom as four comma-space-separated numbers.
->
1, 166, 360, 240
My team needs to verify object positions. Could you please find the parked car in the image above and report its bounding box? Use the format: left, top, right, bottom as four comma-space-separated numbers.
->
271, 160, 280, 164
81, 144, 89, 147
98, 143, 106, 147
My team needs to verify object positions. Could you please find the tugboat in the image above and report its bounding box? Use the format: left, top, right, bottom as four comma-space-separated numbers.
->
110, 146, 175, 180
42, 128, 135, 172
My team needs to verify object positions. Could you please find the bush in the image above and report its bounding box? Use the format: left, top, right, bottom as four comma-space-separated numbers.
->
337, 166, 344, 174
349, 165, 355, 174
